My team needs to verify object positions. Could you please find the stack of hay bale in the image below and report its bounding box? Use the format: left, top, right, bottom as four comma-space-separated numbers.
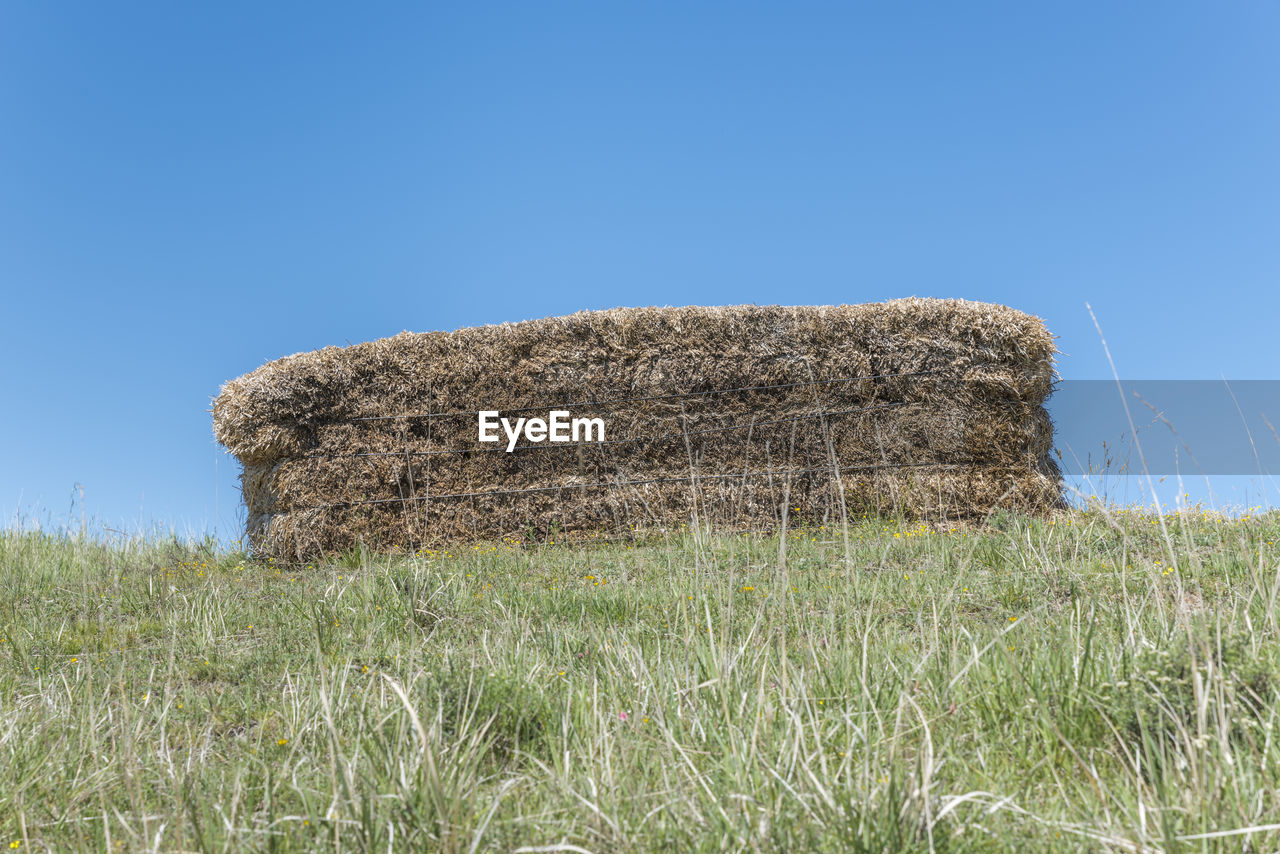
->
213, 298, 1062, 559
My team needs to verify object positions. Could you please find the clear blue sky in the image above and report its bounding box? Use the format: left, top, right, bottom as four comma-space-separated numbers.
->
4, 2, 1279, 536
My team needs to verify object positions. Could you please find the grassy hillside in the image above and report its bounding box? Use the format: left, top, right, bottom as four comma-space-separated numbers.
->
2, 510, 1279, 852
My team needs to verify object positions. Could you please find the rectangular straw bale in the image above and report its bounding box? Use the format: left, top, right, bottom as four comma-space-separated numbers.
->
213, 299, 1062, 559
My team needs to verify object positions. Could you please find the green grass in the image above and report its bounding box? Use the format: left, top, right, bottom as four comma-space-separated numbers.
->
2, 509, 1280, 852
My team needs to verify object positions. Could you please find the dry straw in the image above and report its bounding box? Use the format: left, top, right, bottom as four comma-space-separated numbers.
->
213, 298, 1062, 559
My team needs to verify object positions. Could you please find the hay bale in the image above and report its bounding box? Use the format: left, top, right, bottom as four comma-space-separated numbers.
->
213, 299, 1062, 558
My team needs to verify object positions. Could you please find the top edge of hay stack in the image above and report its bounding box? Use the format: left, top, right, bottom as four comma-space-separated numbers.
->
213, 298, 1062, 559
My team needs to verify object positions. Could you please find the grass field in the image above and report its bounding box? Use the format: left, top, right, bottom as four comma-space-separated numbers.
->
2, 509, 1279, 852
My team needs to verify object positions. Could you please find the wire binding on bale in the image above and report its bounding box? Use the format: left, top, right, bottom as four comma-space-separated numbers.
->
213, 298, 1063, 559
